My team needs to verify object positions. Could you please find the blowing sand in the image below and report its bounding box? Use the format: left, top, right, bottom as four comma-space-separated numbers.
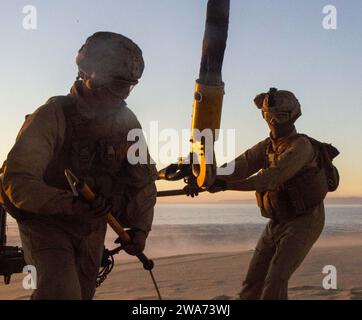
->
1, 233, 362, 300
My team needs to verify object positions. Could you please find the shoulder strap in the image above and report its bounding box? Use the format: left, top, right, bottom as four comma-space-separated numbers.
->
58, 95, 96, 177
298, 134, 340, 161
264, 137, 272, 169
46, 95, 91, 147
60, 95, 92, 140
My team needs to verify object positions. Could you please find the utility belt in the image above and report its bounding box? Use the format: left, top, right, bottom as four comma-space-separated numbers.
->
256, 166, 328, 222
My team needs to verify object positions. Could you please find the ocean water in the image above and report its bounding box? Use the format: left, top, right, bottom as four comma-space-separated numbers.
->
5, 204, 362, 258
142, 204, 362, 257
154, 204, 362, 231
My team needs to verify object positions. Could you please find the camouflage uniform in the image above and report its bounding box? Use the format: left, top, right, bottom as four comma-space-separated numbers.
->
2, 81, 157, 299
217, 89, 327, 300
223, 130, 325, 299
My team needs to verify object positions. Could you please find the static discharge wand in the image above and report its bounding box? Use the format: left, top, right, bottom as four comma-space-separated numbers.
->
64, 169, 162, 300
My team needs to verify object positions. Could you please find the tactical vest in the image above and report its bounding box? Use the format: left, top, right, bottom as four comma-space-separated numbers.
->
1, 96, 134, 221
256, 134, 331, 222
44, 96, 130, 194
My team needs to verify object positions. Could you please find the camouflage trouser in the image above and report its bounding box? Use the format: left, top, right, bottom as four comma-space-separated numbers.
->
240, 203, 325, 300
18, 218, 107, 300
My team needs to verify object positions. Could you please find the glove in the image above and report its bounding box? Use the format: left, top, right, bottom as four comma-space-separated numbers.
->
183, 184, 200, 198
115, 228, 147, 256
207, 179, 228, 193
72, 194, 112, 219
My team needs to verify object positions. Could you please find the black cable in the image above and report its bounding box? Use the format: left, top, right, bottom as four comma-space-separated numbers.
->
96, 249, 115, 288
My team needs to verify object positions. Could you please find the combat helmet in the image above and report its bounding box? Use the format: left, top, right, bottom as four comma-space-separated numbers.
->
76, 31, 144, 95
254, 88, 302, 124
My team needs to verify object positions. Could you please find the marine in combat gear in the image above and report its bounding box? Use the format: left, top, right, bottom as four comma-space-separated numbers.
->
207, 88, 338, 300
0, 32, 157, 299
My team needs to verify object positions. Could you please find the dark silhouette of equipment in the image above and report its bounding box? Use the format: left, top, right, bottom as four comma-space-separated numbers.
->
0, 206, 25, 284
158, 0, 230, 192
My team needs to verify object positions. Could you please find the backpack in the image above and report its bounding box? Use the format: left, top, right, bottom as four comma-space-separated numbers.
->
301, 135, 340, 192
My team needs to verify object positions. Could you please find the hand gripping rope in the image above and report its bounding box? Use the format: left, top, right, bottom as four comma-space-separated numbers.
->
65, 169, 162, 300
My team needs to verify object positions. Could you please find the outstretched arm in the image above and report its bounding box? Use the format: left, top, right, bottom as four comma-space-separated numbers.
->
226, 136, 315, 192
207, 138, 269, 193
218, 138, 269, 183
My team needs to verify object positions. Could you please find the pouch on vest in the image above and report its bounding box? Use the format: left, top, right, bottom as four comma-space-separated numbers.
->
258, 135, 340, 221
279, 137, 339, 217
255, 191, 275, 220
283, 166, 329, 216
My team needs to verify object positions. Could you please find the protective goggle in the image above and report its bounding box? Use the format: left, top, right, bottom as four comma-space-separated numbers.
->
262, 111, 291, 124
106, 77, 138, 97
78, 69, 138, 96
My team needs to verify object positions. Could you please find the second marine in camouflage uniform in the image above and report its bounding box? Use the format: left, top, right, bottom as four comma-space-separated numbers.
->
209, 88, 327, 299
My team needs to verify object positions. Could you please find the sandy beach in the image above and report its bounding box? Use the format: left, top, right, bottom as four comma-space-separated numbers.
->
1, 232, 362, 300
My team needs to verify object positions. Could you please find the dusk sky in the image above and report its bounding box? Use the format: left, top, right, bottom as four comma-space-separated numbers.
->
0, 0, 361, 200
